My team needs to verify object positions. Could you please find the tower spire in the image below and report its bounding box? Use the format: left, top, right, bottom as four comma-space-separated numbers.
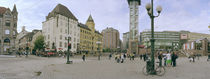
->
86, 14, 94, 22
12, 4, 17, 13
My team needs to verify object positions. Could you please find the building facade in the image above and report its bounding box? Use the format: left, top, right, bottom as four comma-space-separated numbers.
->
140, 31, 180, 50
188, 32, 210, 42
123, 32, 129, 50
42, 4, 80, 53
79, 15, 103, 54
102, 27, 120, 50
0, 5, 18, 54
30, 30, 42, 52
78, 23, 92, 53
15, 26, 29, 51
17, 29, 42, 53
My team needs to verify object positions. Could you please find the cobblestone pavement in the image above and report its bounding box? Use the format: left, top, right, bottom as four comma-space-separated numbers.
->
0, 55, 210, 79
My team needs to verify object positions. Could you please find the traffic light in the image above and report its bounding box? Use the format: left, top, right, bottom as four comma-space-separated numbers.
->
68, 43, 71, 49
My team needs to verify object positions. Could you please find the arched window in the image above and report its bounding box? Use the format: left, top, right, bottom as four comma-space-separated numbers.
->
4, 38, 10, 43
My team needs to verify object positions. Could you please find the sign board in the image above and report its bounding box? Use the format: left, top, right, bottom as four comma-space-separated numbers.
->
180, 34, 188, 39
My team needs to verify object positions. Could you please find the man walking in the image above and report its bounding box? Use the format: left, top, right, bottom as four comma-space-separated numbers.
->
171, 52, 178, 67
109, 53, 112, 60
158, 53, 163, 67
82, 53, 86, 61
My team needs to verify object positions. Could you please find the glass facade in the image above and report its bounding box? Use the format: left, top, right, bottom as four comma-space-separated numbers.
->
140, 31, 180, 50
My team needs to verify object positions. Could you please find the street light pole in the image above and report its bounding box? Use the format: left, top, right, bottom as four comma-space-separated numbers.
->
96, 41, 101, 60
146, 0, 162, 75
66, 37, 72, 64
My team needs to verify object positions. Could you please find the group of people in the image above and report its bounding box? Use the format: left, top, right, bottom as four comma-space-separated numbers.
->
16, 50, 29, 57
158, 51, 178, 67
114, 53, 126, 63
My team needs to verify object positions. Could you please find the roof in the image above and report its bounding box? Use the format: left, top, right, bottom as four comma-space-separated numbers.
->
0, 7, 6, 15
78, 23, 91, 31
86, 15, 94, 22
47, 4, 78, 21
127, 0, 141, 5
95, 30, 102, 35
12, 4, 17, 13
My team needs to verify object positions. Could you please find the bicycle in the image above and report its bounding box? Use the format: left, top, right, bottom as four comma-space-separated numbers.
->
142, 61, 166, 76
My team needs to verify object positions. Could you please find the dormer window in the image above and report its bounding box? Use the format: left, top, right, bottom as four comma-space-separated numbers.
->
5, 13, 11, 18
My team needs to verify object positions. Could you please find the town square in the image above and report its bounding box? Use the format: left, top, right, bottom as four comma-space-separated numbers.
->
0, 0, 210, 79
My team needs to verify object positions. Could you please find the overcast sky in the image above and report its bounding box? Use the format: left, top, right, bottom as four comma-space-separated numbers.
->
1, 0, 210, 39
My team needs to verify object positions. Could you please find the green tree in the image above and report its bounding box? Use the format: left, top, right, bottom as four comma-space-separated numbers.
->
34, 35, 45, 51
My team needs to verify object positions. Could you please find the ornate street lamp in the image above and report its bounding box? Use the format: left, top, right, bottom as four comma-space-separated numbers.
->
145, 0, 162, 75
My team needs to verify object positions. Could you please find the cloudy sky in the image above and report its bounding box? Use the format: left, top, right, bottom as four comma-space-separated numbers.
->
1, 0, 210, 39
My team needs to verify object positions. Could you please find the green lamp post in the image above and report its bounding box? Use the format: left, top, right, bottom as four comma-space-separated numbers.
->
145, 0, 162, 74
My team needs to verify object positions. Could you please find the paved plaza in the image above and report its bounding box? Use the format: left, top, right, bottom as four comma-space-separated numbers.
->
0, 55, 210, 79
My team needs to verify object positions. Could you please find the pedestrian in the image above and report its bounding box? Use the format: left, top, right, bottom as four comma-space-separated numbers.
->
115, 54, 117, 60
192, 55, 195, 62
132, 52, 135, 60
166, 52, 172, 67
117, 54, 120, 63
123, 53, 126, 59
158, 53, 163, 67
109, 53, 112, 60
140, 54, 143, 60
82, 53, 86, 61
163, 54, 167, 66
143, 54, 146, 61
207, 54, 210, 61
171, 52, 178, 67
121, 54, 124, 63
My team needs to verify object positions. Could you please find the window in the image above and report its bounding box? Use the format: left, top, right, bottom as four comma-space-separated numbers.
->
60, 35, 62, 40
13, 31, 15, 35
5, 30, 10, 34
65, 42, 67, 48
5, 21, 10, 26
74, 38, 76, 42
48, 35, 50, 39
74, 43, 76, 48
47, 41, 50, 46
60, 42, 62, 47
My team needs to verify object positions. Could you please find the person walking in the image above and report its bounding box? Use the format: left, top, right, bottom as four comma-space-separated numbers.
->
207, 54, 210, 61
82, 53, 86, 61
109, 53, 112, 60
166, 52, 172, 67
158, 53, 163, 67
121, 54, 124, 63
171, 52, 178, 67
143, 54, 146, 61
117, 54, 120, 63
123, 53, 126, 59
163, 54, 167, 66
192, 55, 195, 62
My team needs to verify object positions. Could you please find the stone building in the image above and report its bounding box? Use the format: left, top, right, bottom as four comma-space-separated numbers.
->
102, 27, 120, 50
31, 30, 42, 52
15, 26, 29, 50
42, 4, 80, 53
0, 5, 18, 54
17, 29, 41, 53
79, 15, 103, 54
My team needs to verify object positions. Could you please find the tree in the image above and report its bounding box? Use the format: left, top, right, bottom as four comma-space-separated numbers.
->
34, 35, 45, 51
